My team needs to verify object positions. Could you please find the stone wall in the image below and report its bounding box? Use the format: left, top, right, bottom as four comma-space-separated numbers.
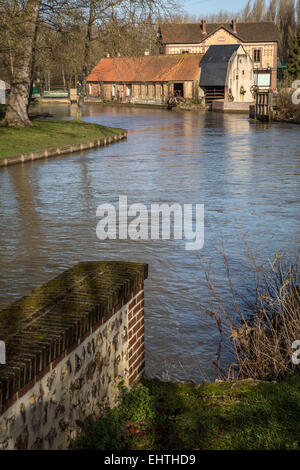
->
86, 81, 197, 104
0, 261, 148, 450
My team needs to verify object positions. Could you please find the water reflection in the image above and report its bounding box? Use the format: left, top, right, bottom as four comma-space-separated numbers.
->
0, 104, 299, 381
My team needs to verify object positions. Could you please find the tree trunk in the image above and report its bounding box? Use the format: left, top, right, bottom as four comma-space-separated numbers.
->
2, 0, 41, 127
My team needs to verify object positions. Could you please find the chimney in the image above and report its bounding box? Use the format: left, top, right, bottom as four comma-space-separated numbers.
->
201, 20, 207, 34
117, 52, 121, 57
106, 53, 110, 58
144, 49, 150, 56
232, 19, 237, 33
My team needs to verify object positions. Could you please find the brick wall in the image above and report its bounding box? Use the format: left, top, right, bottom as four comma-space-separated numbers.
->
128, 288, 145, 385
0, 262, 148, 450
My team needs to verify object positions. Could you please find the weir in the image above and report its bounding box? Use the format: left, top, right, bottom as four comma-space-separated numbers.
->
0, 261, 147, 450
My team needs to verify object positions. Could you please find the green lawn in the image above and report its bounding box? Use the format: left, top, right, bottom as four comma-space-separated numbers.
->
0, 119, 125, 159
73, 374, 300, 450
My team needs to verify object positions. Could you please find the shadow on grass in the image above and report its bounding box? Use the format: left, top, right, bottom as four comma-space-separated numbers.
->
73, 374, 300, 450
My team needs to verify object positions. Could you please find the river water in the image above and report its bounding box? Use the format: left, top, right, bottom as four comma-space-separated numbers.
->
0, 104, 299, 381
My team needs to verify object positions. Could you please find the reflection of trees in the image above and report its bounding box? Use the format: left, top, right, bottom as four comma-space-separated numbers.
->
9, 164, 43, 250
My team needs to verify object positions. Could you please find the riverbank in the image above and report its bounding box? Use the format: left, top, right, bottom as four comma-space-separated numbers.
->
73, 374, 300, 450
0, 119, 126, 167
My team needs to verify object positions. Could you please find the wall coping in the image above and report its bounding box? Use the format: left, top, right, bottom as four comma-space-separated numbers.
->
0, 261, 148, 412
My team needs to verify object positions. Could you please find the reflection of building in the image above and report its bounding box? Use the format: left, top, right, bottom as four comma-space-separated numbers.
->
199, 45, 254, 104
86, 54, 203, 104
159, 20, 280, 90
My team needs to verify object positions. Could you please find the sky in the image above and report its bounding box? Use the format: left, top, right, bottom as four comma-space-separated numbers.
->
182, 0, 270, 17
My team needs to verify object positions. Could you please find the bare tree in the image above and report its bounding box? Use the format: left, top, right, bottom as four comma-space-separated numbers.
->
241, 0, 252, 21
251, 0, 266, 22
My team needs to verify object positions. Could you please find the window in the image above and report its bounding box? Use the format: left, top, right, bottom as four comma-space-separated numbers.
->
112, 84, 116, 97
254, 49, 261, 63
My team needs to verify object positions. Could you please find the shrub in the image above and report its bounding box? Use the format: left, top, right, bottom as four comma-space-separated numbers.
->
273, 88, 300, 123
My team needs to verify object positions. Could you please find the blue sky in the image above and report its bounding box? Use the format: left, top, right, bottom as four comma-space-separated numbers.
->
182, 0, 270, 16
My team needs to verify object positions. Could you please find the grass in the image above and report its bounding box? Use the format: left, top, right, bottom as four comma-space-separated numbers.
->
0, 119, 125, 159
72, 374, 300, 450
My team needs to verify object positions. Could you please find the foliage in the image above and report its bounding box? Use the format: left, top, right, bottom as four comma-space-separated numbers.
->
73, 374, 300, 450
0, 104, 6, 119
273, 87, 300, 122
169, 0, 300, 62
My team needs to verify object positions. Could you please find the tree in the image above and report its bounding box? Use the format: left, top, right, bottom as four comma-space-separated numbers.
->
287, 27, 300, 78
1, 0, 42, 127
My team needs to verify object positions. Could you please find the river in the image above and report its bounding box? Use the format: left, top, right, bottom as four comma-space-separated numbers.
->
0, 104, 299, 381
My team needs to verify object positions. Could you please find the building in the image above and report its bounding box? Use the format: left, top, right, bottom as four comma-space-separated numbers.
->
159, 20, 280, 90
199, 44, 254, 104
86, 54, 203, 104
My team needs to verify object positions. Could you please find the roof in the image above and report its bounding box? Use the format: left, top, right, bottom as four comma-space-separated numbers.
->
86, 54, 204, 83
199, 45, 240, 87
159, 21, 280, 44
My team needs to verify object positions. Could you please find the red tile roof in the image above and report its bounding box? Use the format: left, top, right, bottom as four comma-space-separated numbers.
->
159, 22, 280, 44
87, 54, 204, 83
